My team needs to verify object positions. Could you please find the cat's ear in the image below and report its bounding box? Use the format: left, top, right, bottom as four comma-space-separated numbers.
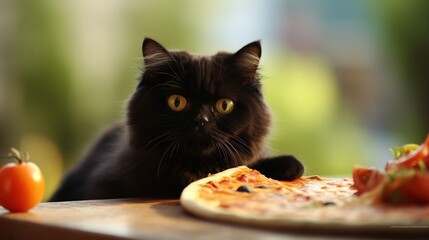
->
233, 40, 261, 74
142, 38, 171, 68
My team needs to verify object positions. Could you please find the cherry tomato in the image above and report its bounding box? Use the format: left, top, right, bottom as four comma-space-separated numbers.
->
385, 134, 429, 171
0, 149, 45, 212
351, 165, 385, 196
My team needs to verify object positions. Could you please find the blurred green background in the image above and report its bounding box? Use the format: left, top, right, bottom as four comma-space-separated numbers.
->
0, 0, 428, 200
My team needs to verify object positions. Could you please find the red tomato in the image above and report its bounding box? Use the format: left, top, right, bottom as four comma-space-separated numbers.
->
385, 133, 429, 171
0, 151, 45, 212
382, 173, 429, 205
352, 165, 385, 196
403, 173, 429, 203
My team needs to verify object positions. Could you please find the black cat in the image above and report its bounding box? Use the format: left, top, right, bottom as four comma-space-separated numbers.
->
50, 38, 304, 201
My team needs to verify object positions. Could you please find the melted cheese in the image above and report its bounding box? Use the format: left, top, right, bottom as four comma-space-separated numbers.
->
198, 168, 356, 215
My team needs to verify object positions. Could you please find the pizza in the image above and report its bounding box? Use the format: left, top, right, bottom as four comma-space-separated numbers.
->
180, 134, 429, 235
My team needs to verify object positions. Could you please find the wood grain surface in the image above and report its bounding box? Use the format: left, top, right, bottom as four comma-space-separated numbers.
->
0, 199, 395, 239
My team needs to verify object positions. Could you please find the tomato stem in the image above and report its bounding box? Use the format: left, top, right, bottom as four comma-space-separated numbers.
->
8, 148, 23, 164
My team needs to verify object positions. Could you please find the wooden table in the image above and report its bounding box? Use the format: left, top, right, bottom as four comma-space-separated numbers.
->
0, 199, 412, 239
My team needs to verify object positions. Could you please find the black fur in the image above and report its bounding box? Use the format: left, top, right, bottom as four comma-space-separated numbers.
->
50, 38, 304, 201
249, 155, 304, 181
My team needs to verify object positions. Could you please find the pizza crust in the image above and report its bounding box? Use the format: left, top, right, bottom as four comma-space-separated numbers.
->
181, 166, 249, 218
180, 166, 429, 235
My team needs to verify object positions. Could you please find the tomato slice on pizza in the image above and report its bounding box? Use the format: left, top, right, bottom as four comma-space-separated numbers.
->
385, 133, 429, 171
352, 166, 385, 196
352, 133, 429, 205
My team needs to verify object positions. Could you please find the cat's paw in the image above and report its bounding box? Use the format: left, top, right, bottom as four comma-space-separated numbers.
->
249, 155, 304, 181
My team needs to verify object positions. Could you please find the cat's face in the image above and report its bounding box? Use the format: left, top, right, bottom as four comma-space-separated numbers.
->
127, 38, 271, 171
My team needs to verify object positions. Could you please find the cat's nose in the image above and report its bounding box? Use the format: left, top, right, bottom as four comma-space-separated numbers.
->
194, 114, 209, 129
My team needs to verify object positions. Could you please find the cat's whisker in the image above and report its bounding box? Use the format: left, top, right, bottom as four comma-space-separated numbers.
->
156, 138, 178, 182
169, 139, 180, 163
225, 140, 239, 157
153, 127, 186, 181
216, 58, 225, 83
166, 61, 184, 84
138, 128, 183, 171
209, 132, 237, 166
207, 142, 219, 166
214, 141, 228, 164
178, 58, 187, 79
226, 140, 242, 164
230, 136, 252, 155
157, 72, 183, 84
212, 128, 253, 160
138, 131, 172, 152
218, 141, 236, 166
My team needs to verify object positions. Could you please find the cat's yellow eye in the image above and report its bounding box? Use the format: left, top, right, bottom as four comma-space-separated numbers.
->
215, 98, 235, 114
167, 95, 187, 112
